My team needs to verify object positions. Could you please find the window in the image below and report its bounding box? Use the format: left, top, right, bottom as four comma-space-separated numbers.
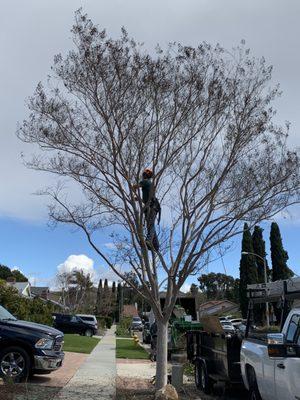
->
286, 314, 300, 343
70, 316, 78, 323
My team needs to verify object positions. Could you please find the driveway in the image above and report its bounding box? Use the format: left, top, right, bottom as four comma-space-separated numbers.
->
0, 352, 87, 400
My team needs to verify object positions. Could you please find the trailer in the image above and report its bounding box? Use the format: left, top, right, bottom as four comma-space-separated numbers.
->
186, 316, 243, 394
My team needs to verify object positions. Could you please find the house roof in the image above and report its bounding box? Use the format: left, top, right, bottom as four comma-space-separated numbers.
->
31, 287, 49, 295
200, 300, 238, 310
8, 282, 30, 294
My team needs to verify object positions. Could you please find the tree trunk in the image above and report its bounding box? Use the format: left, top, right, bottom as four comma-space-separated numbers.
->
155, 320, 168, 390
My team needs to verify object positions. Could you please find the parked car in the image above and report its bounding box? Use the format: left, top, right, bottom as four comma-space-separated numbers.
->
131, 316, 143, 331
220, 320, 236, 333
229, 318, 243, 328
142, 322, 151, 343
76, 314, 98, 330
0, 305, 64, 382
53, 314, 97, 337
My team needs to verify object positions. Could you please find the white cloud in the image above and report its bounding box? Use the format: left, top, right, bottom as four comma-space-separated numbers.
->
180, 283, 191, 293
57, 254, 96, 279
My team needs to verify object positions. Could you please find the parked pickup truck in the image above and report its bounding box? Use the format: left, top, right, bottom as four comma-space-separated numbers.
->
187, 277, 300, 399
0, 305, 64, 382
240, 279, 300, 400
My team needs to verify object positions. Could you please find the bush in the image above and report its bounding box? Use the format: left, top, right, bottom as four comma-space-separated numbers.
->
96, 315, 113, 329
116, 316, 132, 337
0, 280, 54, 326
105, 316, 113, 328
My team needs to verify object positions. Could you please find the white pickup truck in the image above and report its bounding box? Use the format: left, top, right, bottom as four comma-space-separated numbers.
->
240, 279, 300, 400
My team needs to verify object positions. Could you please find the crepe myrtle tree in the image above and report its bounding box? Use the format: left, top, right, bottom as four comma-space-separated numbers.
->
18, 11, 300, 389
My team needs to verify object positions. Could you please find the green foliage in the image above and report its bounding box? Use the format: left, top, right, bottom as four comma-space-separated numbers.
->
0, 265, 13, 280
0, 281, 53, 325
105, 316, 113, 328
183, 362, 195, 377
0, 264, 28, 282
116, 316, 132, 337
189, 283, 199, 296
63, 334, 100, 354
96, 315, 113, 329
198, 272, 239, 303
252, 226, 270, 283
252, 225, 270, 323
270, 222, 293, 281
239, 223, 258, 318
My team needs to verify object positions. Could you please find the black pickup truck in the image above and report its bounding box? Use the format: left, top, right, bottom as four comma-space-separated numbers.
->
0, 305, 64, 382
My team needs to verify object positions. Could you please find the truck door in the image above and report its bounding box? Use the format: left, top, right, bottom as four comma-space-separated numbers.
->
274, 314, 300, 400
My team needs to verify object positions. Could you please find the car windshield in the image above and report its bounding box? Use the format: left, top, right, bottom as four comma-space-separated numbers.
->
133, 317, 141, 322
0, 305, 17, 321
222, 322, 232, 326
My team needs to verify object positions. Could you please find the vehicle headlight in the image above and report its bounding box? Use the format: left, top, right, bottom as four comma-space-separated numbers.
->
35, 338, 54, 350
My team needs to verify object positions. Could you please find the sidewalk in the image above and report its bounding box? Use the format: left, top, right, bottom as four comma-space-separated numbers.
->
55, 325, 116, 400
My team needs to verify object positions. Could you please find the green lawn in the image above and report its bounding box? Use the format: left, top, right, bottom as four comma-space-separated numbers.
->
116, 338, 149, 359
63, 334, 100, 354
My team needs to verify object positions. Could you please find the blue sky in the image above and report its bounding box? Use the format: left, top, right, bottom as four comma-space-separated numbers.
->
1, 0, 300, 290
0, 215, 299, 289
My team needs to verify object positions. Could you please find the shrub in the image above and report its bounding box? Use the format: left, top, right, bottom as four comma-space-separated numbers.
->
105, 316, 113, 328
96, 315, 113, 329
116, 316, 132, 336
0, 281, 54, 326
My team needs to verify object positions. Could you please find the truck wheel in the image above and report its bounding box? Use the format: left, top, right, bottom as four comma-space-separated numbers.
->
85, 329, 93, 337
195, 360, 212, 394
0, 346, 31, 383
247, 367, 262, 400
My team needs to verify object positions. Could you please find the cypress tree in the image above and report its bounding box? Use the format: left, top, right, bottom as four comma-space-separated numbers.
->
252, 225, 270, 323
116, 282, 122, 322
270, 222, 293, 281
252, 226, 270, 283
239, 223, 258, 318
95, 278, 102, 315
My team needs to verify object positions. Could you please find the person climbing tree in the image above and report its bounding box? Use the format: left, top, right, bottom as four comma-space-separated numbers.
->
134, 168, 161, 252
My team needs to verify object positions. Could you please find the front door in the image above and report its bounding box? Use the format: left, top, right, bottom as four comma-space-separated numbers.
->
274, 314, 300, 400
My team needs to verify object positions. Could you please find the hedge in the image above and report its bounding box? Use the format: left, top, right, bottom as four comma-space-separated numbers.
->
0, 280, 54, 326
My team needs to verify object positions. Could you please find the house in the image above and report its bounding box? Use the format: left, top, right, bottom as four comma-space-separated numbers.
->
7, 281, 31, 297
198, 300, 239, 318
122, 304, 138, 318
31, 286, 50, 300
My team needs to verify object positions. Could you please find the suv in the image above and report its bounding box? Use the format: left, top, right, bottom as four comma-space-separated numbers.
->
76, 314, 98, 330
131, 316, 143, 331
0, 305, 64, 382
53, 314, 97, 337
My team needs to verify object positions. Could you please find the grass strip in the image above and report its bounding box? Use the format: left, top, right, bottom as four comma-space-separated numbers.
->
63, 334, 100, 354
116, 338, 149, 359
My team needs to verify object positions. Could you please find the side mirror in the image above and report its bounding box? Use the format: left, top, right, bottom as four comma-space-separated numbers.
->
267, 333, 286, 357
268, 333, 285, 345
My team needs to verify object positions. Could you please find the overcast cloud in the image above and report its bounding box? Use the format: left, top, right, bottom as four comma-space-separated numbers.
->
1, 0, 299, 220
